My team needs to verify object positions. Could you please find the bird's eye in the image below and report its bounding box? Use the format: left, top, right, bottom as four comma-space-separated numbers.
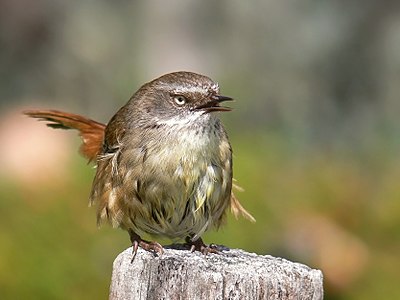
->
173, 95, 187, 106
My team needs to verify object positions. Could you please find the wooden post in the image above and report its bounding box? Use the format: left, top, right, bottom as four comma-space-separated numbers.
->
109, 247, 323, 300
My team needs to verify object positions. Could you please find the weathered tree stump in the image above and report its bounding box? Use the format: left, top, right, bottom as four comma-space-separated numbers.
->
109, 247, 323, 300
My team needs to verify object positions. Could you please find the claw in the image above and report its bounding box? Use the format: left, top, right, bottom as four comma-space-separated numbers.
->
185, 237, 220, 255
128, 230, 164, 262
131, 239, 140, 263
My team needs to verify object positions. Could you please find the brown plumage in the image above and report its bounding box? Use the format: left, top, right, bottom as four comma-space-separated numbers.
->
24, 110, 105, 163
24, 71, 254, 257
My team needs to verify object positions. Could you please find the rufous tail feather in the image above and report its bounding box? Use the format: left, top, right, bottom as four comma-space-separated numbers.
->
24, 109, 105, 162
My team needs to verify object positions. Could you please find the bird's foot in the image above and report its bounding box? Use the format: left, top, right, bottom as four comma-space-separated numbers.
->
184, 237, 220, 255
128, 230, 164, 262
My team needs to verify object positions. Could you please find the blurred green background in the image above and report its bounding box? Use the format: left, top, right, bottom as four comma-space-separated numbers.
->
1, 1, 400, 299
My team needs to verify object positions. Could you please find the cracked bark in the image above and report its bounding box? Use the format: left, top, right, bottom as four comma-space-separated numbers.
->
109, 247, 323, 300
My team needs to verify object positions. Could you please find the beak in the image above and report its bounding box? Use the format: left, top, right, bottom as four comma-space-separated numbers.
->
195, 95, 234, 113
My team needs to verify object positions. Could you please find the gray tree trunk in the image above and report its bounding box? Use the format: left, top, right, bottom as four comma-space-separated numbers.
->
109, 247, 323, 300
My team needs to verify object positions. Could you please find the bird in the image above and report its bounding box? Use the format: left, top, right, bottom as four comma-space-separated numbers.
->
24, 71, 254, 259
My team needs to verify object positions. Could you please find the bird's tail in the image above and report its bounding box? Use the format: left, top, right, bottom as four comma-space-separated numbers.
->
24, 109, 106, 162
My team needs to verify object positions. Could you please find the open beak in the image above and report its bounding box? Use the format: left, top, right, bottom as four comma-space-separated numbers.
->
195, 95, 234, 113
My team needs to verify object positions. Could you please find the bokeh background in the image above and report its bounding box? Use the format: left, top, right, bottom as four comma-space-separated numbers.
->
1, 1, 400, 299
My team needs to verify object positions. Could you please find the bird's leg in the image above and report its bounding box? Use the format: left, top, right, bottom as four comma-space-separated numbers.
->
184, 236, 219, 255
128, 229, 164, 262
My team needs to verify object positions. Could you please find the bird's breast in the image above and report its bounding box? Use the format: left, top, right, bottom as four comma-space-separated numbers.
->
146, 123, 230, 181
129, 123, 232, 238
97, 121, 233, 239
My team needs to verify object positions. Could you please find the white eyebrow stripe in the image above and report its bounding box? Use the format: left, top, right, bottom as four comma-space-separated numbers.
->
169, 82, 220, 95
